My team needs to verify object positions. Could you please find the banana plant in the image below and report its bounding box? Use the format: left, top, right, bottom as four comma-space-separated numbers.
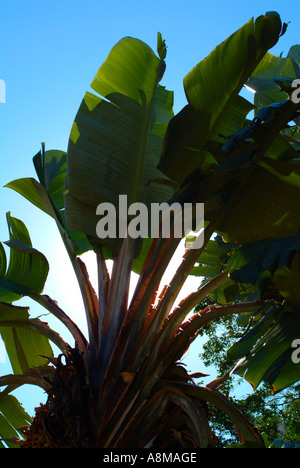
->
0, 11, 298, 448
189, 42, 300, 396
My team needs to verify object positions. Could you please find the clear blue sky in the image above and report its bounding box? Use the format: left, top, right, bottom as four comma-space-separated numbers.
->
0, 0, 300, 415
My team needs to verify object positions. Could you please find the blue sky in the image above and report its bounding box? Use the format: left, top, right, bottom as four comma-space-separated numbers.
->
1, 0, 300, 415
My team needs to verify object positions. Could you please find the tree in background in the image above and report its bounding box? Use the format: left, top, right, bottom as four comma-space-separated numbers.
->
196, 309, 300, 447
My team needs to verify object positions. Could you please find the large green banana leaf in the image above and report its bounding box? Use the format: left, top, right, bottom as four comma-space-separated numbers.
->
6, 147, 92, 256
228, 303, 300, 393
191, 236, 260, 304
158, 12, 284, 184
65, 35, 174, 254
158, 95, 254, 185
0, 213, 49, 302
156, 13, 300, 244
0, 213, 55, 374
184, 12, 282, 125
233, 228, 300, 393
0, 302, 54, 375
166, 100, 300, 244
229, 233, 300, 290
193, 232, 300, 393
0, 392, 32, 448
247, 45, 300, 112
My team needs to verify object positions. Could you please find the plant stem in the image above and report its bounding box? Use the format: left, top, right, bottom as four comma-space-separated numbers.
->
29, 292, 87, 353
0, 318, 68, 355
55, 222, 99, 350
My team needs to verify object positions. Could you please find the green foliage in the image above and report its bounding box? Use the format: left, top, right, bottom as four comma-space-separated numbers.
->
0, 212, 49, 302
197, 312, 300, 447
0, 11, 299, 447
6, 147, 92, 256
0, 392, 32, 448
66, 36, 174, 255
